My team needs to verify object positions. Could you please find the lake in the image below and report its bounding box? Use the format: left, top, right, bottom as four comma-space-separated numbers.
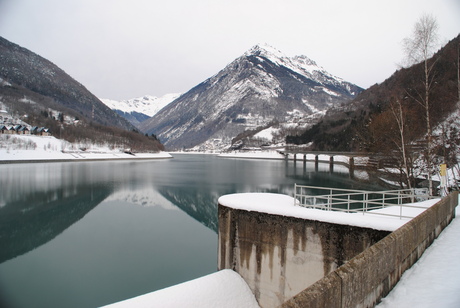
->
0, 154, 384, 308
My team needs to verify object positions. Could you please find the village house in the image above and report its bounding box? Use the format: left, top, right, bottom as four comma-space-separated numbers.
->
0, 125, 51, 136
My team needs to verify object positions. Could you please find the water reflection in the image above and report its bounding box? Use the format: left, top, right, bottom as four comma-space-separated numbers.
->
0, 164, 114, 263
0, 155, 385, 308
0, 156, 383, 263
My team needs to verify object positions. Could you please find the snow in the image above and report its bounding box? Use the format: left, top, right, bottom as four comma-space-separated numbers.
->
101, 269, 260, 308
253, 127, 278, 141
377, 197, 460, 308
3, 140, 458, 306
100, 93, 180, 117
218, 193, 439, 232
0, 135, 172, 161
219, 192, 460, 307
103, 193, 458, 307
245, 44, 351, 94
218, 150, 286, 160
321, 87, 340, 96
218, 151, 370, 167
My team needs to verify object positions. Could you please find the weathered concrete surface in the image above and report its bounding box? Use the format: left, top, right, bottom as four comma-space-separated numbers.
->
218, 204, 389, 308
282, 191, 458, 308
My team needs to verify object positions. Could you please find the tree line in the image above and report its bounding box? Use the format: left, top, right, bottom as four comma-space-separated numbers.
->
287, 15, 460, 194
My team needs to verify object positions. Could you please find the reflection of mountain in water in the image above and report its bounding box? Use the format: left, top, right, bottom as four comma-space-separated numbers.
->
158, 187, 220, 233
104, 187, 178, 211
0, 184, 112, 263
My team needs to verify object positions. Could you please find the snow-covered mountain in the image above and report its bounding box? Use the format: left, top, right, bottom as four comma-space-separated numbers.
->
140, 44, 363, 150
100, 93, 181, 127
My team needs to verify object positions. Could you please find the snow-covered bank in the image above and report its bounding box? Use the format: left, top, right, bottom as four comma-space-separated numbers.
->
101, 269, 259, 308
218, 150, 286, 160
377, 197, 460, 308
0, 135, 172, 162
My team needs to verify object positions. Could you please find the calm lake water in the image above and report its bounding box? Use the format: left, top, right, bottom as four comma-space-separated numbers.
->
0, 154, 384, 308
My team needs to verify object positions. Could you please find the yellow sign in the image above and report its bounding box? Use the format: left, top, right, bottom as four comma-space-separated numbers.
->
440, 164, 447, 176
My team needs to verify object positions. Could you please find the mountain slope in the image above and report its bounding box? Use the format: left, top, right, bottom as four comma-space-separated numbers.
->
140, 44, 362, 150
0, 36, 164, 152
100, 93, 181, 127
287, 34, 460, 152
0, 36, 133, 130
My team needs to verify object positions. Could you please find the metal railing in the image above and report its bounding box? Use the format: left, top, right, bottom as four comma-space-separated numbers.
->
294, 184, 434, 219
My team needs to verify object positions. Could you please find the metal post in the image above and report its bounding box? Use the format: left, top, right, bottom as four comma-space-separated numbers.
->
364, 193, 368, 213
294, 183, 297, 206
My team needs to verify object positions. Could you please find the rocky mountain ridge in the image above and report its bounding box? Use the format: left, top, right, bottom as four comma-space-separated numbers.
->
139, 44, 363, 150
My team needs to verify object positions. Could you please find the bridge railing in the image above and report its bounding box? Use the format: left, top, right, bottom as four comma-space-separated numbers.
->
294, 184, 433, 219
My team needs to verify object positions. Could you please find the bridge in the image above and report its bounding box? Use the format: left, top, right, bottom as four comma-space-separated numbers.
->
277, 147, 398, 170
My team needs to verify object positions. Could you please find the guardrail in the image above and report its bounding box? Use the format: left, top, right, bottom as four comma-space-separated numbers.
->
294, 184, 433, 219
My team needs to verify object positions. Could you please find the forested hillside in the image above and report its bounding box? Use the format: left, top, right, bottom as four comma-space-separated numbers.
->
0, 36, 164, 152
287, 34, 459, 154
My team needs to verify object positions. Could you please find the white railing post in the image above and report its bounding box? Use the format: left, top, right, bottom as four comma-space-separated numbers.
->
347, 194, 351, 213
294, 183, 297, 206
364, 192, 368, 214
292, 184, 428, 219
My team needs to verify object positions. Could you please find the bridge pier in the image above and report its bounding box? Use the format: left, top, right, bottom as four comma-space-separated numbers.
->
349, 157, 355, 172
283, 150, 364, 173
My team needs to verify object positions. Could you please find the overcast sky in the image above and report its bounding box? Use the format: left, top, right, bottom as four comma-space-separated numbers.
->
1, 0, 459, 100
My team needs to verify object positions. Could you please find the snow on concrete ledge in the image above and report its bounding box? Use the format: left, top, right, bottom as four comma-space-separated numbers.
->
101, 269, 260, 308
218, 193, 440, 232
218, 151, 286, 160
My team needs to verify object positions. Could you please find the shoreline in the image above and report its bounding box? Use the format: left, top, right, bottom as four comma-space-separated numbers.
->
0, 156, 173, 164
0, 152, 173, 164
0, 135, 173, 164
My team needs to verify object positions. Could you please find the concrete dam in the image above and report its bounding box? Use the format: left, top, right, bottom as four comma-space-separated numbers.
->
218, 191, 458, 307
104, 189, 458, 307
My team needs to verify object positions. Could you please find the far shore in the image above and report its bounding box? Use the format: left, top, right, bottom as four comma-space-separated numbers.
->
0, 151, 173, 164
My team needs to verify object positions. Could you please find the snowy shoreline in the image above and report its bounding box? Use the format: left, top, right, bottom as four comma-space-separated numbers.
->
0, 153, 173, 164
0, 135, 172, 163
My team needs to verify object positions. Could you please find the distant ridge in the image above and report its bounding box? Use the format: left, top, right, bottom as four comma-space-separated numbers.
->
100, 93, 181, 127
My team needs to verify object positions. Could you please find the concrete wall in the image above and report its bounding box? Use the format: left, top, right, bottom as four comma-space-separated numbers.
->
282, 191, 458, 308
218, 204, 390, 308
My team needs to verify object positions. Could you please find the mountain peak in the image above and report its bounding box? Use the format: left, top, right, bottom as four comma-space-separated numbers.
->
244, 44, 321, 77
245, 43, 284, 58
140, 43, 362, 150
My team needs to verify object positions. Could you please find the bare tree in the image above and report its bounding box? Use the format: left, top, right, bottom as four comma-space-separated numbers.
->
389, 99, 413, 191
458, 41, 460, 102
402, 14, 439, 195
